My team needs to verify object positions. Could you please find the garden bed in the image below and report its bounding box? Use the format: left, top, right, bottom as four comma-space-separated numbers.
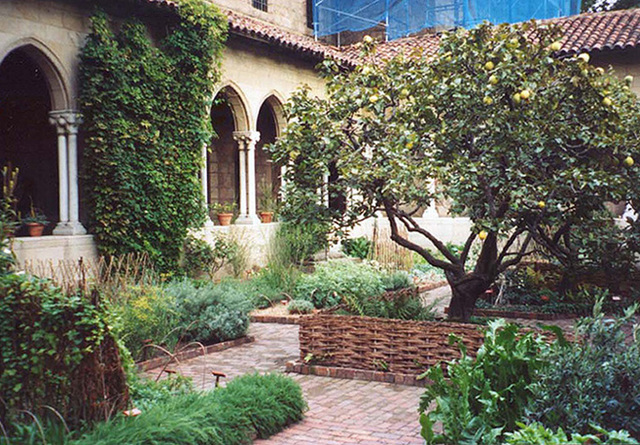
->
136, 335, 255, 372
444, 306, 581, 320
296, 314, 485, 377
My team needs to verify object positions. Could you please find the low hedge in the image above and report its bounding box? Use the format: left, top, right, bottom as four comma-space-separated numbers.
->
72, 373, 306, 445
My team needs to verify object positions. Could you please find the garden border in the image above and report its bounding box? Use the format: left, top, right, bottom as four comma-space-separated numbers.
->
136, 335, 255, 371
444, 306, 580, 320
285, 360, 431, 387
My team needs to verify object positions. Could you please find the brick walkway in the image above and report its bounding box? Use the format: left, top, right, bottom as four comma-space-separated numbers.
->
147, 323, 425, 445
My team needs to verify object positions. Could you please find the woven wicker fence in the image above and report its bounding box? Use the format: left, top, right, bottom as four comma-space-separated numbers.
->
299, 314, 485, 375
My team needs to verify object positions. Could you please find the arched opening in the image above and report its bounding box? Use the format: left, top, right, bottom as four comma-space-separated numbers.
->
256, 96, 284, 213
207, 86, 249, 211
0, 48, 59, 235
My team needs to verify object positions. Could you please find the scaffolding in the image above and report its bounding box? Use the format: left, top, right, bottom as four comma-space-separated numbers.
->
313, 0, 582, 41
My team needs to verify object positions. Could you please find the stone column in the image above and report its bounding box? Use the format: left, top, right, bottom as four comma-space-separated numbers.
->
201, 143, 215, 230
233, 131, 260, 225
49, 110, 87, 236
245, 131, 260, 224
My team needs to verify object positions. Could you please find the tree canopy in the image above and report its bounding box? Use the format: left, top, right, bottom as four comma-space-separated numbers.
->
271, 21, 640, 320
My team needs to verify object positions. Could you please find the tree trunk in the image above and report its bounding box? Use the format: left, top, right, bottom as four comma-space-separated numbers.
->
447, 274, 491, 321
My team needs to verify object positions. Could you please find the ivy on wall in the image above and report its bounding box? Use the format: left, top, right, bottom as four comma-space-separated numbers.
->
79, 0, 227, 272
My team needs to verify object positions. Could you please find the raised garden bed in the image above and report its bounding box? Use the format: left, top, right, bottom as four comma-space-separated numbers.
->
295, 314, 485, 377
444, 306, 581, 320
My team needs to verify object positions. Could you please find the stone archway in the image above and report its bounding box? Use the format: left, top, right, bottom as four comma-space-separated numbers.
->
256, 95, 285, 213
0, 46, 65, 235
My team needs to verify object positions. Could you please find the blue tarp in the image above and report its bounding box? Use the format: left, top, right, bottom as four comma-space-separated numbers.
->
313, 0, 582, 40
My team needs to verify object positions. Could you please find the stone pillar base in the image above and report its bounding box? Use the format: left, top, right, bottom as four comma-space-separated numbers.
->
53, 221, 87, 236
235, 214, 261, 225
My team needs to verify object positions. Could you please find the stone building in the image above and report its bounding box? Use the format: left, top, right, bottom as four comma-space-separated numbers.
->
1, 0, 639, 266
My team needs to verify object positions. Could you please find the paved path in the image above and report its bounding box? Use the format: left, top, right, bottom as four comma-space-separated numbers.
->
148, 323, 424, 445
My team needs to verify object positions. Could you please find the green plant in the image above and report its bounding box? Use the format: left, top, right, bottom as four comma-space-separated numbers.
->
21, 203, 49, 225
271, 222, 329, 267
505, 423, 638, 444
164, 279, 252, 345
0, 273, 127, 425
419, 320, 552, 444
71, 373, 306, 445
528, 300, 640, 438
293, 260, 386, 308
288, 299, 315, 314
342, 237, 372, 259
128, 373, 194, 412
271, 21, 640, 321
1, 166, 19, 273
79, 2, 227, 273
180, 234, 237, 279
343, 288, 436, 320
381, 270, 413, 291
259, 179, 277, 213
210, 201, 237, 214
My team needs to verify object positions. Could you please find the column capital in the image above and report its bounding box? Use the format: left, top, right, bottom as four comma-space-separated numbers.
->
49, 110, 83, 134
232, 130, 260, 147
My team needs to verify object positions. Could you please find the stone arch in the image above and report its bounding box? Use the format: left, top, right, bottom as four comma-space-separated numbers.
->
255, 93, 286, 210
212, 81, 251, 132
0, 41, 73, 235
0, 39, 71, 111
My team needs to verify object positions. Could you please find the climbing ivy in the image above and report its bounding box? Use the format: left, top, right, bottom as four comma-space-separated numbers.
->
79, 0, 227, 272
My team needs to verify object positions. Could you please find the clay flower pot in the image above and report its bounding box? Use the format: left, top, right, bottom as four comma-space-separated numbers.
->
216, 213, 233, 226
259, 211, 274, 223
26, 222, 45, 237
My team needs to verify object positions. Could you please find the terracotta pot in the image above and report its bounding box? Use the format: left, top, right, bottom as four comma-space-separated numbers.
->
216, 213, 233, 226
26, 222, 45, 237
259, 211, 274, 224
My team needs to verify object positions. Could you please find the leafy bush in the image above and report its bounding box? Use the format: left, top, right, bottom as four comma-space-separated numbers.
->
342, 237, 372, 259
0, 273, 127, 424
419, 320, 552, 445
111, 284, 180, 359
180, 235, 239, 279
165, 279, 252, 345
505, 422, 638, 444
71, 373, 306, 445
271, 222, 329, 266
293, 260, 386, 308
343, 288, 436, 321
381, 270, 413, 291
248, 264, 301, 308
129, 373, 194, 412
528, 301, 640, 438
288, 299, 315, 314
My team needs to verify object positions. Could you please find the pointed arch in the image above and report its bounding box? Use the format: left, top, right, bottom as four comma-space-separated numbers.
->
212, 81, 251, 132
0, 38, 71, 110
259, 92, 286, 137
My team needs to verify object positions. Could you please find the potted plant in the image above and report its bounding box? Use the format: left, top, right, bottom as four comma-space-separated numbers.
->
210, 201, 236, 226
258, 180, 277, 224
22, 206, 49, 237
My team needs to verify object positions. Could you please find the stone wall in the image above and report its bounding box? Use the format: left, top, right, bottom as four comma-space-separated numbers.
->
213, 0, 312, 36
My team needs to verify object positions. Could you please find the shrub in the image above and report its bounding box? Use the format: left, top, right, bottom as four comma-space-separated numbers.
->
288, 299, 315, 314
71, 373, 306, 445
293, 260, 386, 308
381, 270, 413, 291
165, 279, 252, 345
342, 237, 372, 259
129, 373, 194, 412
271, 222, 328, 266
111, 284, 180, 359
0, 273, 127, 424
180, 235, 238, 279
248, 265, 301, 308
419, 320, 552, 445
528, 301, 640, 438
505, 422, 638, 444
343, 288, 436, 321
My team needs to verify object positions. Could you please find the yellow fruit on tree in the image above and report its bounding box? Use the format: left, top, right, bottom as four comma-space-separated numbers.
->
485, 61, 495, 70
363, 35, 373, 44
603, 97, 612, 106
624, 156, 634, 167
595, 67, 605, 75
550, 41, 562, 51
489, 75, 499, 85
483, 96, 493, 105
513, 93, 522, 104
478, 230, 488, 240
537, 201, 546, 209
578, 53, 590, 63
520, 89, 531, 100
400, 88, 410, 98
362, 66, 371, 75
625, 75, 634, 85
369, 95, 379, 103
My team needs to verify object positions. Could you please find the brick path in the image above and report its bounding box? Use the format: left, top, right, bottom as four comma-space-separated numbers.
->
147, 323, 425, 445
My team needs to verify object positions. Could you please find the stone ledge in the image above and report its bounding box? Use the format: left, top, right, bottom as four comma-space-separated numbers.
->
136, 335, 255, 372
286, 360, 431, 387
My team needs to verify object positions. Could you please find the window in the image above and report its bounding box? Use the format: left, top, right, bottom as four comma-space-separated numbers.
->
252, 0, 268, 12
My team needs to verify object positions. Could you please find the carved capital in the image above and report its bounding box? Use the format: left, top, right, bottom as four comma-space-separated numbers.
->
232, 131, 261, 150
49, 110, 83, 134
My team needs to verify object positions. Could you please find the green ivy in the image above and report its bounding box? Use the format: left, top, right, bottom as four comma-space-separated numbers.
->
79, 0, 227, 272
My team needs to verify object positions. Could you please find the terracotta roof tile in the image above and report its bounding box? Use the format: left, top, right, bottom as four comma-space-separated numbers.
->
341, 33, 441, 63
225, 10, 355, 66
